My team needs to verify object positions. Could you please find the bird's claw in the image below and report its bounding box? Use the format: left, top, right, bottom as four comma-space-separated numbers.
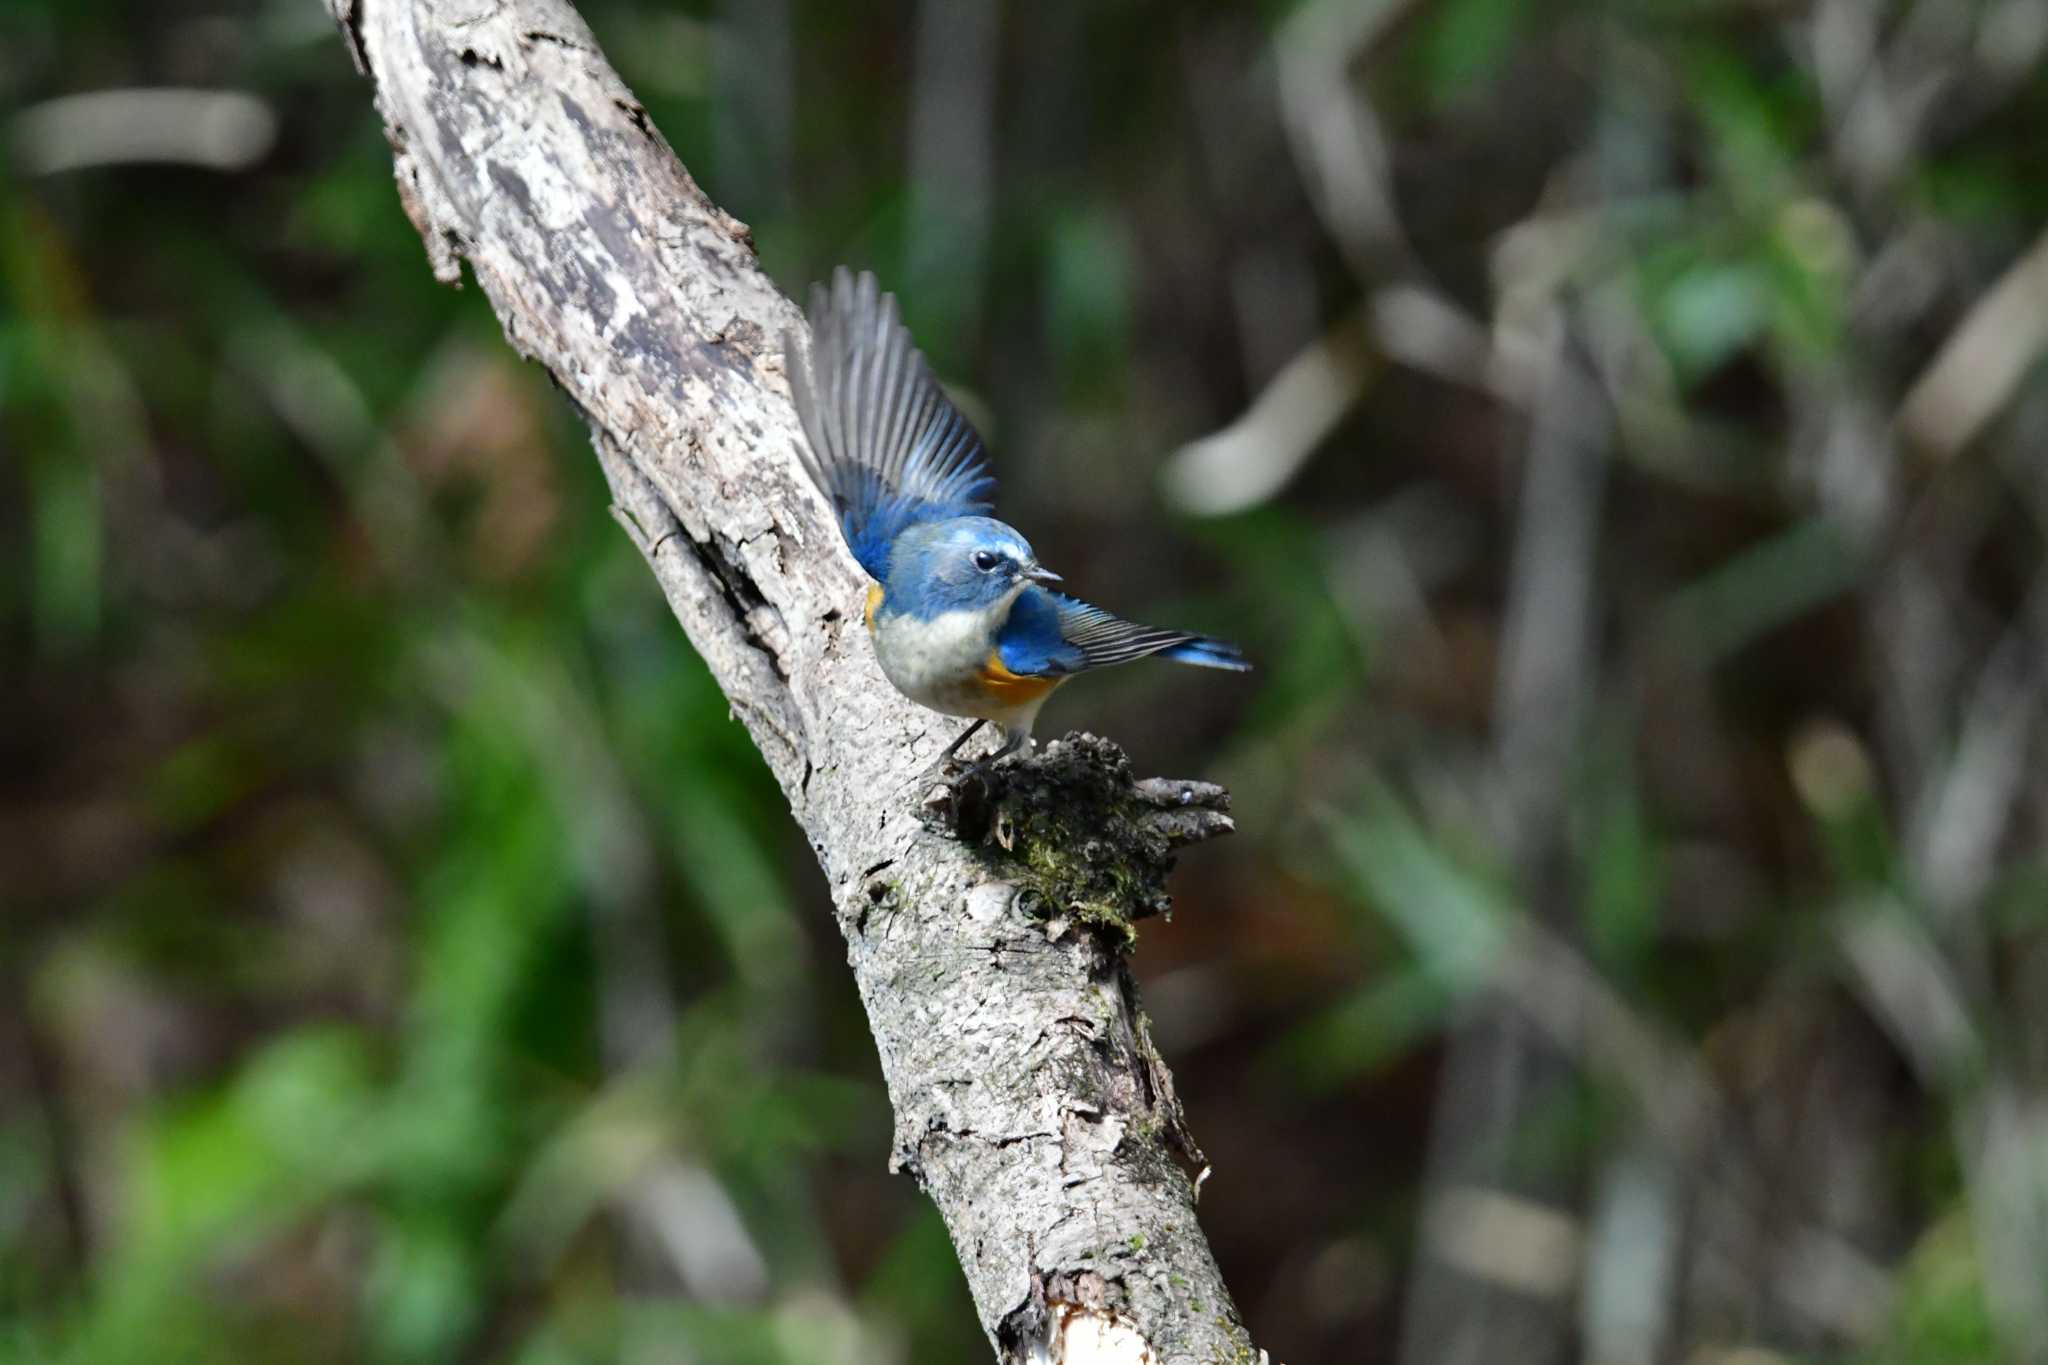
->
939, 754, 999, 792
920, 763, 992, 834
919, 748, 1021, 836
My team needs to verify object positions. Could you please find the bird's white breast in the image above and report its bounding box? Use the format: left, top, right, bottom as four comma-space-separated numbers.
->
871, 605, 1003, 715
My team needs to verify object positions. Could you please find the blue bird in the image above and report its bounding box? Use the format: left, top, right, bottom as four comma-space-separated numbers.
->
787, 268, 1248, 767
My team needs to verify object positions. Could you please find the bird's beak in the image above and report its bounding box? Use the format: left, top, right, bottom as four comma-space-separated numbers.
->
1025, 564, 1063, 586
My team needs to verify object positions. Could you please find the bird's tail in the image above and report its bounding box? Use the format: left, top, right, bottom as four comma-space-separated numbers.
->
1156, 635, 1251, 672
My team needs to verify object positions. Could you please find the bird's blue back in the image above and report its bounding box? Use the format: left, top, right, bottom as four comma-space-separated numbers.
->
993, 587, 1087, 676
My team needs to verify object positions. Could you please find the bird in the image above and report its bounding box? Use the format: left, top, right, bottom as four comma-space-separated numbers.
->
785, 267, 1248, 770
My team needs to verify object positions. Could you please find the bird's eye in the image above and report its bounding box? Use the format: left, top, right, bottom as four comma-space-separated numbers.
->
972, 550, 1002, 573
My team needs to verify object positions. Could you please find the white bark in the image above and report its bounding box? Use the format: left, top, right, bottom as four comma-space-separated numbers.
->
322, 3, 1260, 1360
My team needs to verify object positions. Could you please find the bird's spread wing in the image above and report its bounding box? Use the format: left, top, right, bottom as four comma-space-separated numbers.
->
995, 588, 1250, 677
786, 268, 994, 579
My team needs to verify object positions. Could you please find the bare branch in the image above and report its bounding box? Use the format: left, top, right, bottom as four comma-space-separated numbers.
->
319, 2, 1258, 1359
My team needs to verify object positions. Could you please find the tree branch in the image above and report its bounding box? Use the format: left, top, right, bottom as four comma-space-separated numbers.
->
321, 2, 1260, 1359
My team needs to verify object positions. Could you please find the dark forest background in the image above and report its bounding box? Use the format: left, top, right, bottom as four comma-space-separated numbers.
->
7, 1, 2048, 1361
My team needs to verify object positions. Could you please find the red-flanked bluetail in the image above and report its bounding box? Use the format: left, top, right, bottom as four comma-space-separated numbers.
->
786, 268, 1248, 765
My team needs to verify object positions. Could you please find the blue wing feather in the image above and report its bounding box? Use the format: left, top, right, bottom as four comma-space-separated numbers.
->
995, 588, 1249, 677
786, 268, 995, 579
995, 589, 1087, 676
1049, 591, 1249, 673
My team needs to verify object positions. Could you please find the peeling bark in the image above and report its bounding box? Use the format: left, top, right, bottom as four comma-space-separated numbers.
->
320, 3, 1261, 1360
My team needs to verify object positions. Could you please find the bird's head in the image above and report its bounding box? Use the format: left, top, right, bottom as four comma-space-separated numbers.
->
884, 517, 1062, 619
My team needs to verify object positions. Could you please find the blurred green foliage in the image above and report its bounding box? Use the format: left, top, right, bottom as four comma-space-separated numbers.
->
5, 1, 2048, 1363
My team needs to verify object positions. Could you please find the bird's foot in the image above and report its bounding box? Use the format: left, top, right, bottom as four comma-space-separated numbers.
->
930, 723, 1027, 782
922, 733, 1030, 829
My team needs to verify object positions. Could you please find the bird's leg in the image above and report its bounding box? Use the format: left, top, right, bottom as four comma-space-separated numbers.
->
938, 719, 987, 768
916, 727, 1037, 831
985, 729, 1029, 763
